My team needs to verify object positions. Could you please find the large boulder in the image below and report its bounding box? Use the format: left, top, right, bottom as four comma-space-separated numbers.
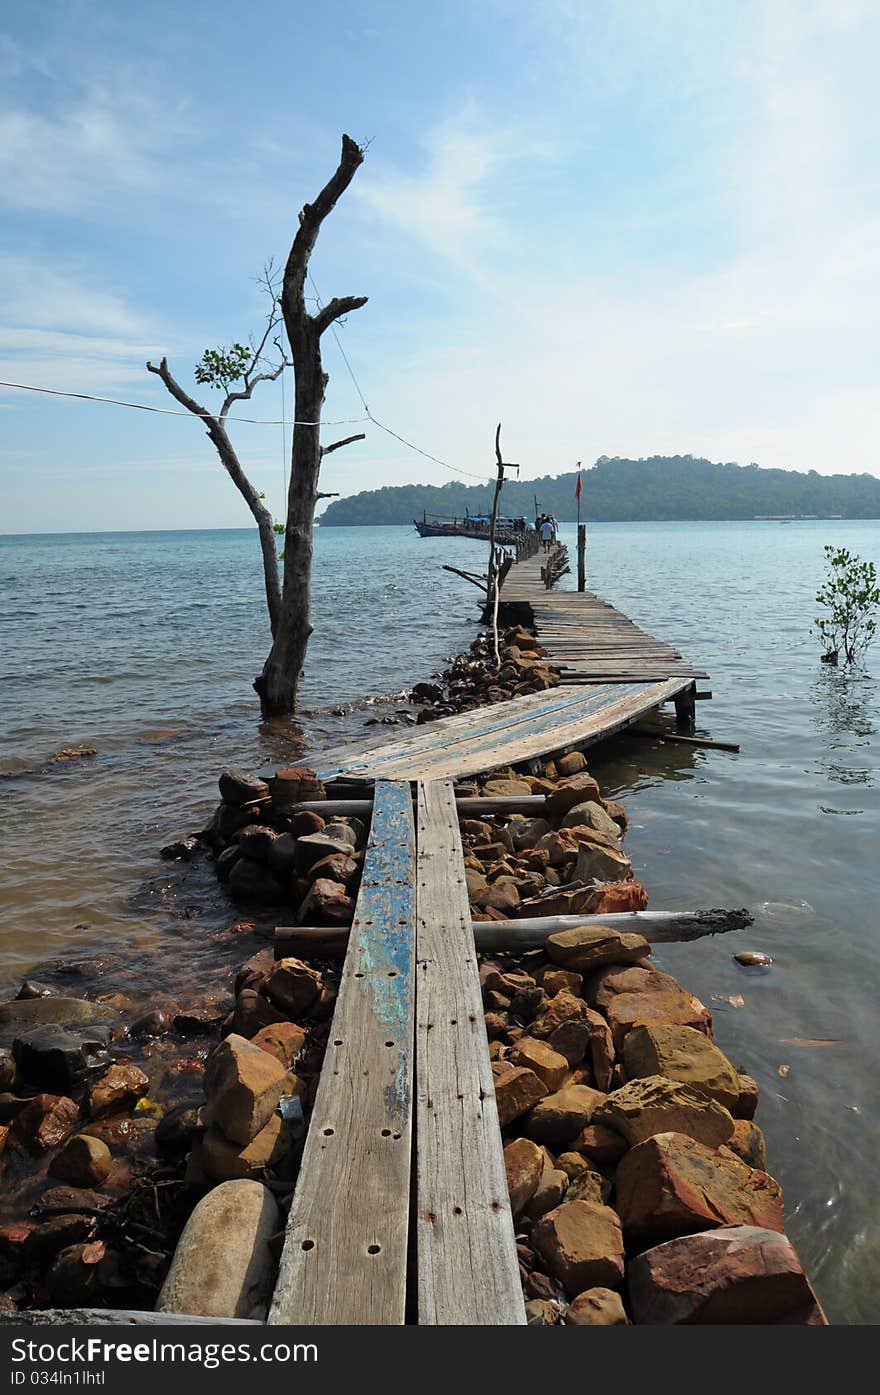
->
627, 1225, 825, 1324
203, 1034, 292, 1145
573, 843, 633, 884
594, 1076, 735, 1148
531, 1200, 624, 1295
615, 1132, 785, 1245
524, 1085, 607, 1146
218, 770, 270, 806
157, 1180, 280, 1320
561, 801, 621, 840
622, 1023, 740, 1109
546, 925, 651, 973
585, 965, 712, 1049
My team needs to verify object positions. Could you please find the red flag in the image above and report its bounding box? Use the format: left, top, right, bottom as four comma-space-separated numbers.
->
575, 472, 582, 501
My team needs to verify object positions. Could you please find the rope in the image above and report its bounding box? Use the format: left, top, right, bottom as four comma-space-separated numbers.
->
0, 379, 368, 427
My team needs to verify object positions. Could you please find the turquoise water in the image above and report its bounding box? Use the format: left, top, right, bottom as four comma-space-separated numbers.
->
1, 519, 878, 1320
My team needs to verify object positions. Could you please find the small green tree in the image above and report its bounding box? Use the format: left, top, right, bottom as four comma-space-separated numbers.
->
814, 545, 880, 665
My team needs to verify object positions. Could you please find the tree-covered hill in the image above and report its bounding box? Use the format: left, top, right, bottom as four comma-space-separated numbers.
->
319, 455, 880, 524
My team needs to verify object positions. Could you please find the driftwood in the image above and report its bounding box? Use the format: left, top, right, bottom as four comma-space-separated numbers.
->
628, 728, 740, 753
283, 795, 551, 817
442, 564, 488, 594
275, 908, 752, 960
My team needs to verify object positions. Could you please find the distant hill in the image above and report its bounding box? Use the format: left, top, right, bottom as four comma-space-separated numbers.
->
319, 455, 880, 525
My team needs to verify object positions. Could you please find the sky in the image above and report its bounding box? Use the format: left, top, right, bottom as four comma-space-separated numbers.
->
1, 0, 879, 533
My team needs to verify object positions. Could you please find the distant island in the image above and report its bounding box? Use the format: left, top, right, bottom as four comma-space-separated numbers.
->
319, 454, 880, 525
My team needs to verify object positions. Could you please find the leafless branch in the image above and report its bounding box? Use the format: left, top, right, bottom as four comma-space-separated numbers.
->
313, 294, 369, 337
320, 432, 366, 457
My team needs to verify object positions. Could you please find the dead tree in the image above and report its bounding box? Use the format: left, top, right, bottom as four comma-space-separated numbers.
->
147, 272, 291, 636
255, 134, 368, 717
148, 137, 367, 715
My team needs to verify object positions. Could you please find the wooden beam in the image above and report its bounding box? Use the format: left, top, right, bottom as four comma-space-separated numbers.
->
269, 781, 416, 1325
415, 780, 525, 1325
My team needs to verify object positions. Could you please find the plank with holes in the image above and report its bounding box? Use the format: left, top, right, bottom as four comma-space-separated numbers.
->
269, 780, 416, 1325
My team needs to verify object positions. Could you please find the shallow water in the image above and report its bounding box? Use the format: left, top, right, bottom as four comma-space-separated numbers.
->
1, 519, 878, 1321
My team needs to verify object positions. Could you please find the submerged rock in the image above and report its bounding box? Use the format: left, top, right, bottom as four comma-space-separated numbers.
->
0, 997, 118, 1047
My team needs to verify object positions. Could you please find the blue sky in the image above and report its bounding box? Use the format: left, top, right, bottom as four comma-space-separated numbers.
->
2, 0, 879, 532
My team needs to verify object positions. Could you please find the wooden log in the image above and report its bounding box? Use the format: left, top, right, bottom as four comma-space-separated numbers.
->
281, 795, 552, 818
577, 523, 586, 592
627, 728, 740, 753
276, 908, 753, 960
269, 780, 416, 1326
415, 780, 525, 1325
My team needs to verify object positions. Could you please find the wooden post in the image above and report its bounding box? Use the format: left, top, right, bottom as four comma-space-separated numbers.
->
674, 682, 697, 730
577, 523, 586, 592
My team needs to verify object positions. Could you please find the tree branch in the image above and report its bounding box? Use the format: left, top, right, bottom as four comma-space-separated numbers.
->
282, 134, 366, 336
146, 357, 214, 424
312, 295, 369, 337
220, 356, 292, 421
320, 432, 366, 457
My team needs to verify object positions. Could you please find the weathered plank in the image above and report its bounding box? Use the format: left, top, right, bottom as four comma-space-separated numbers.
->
415, 780, 525, 1325
269, 780, 416, 1326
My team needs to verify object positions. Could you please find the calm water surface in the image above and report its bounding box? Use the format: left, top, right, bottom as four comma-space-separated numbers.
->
1, 519, 878, 1321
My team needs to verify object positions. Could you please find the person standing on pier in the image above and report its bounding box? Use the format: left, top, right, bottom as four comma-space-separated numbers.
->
539, 516, 554, 552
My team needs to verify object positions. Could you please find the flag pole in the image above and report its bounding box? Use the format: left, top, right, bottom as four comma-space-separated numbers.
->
575, 461, 585, 591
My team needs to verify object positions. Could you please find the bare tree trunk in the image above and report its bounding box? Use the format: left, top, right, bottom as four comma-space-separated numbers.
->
255, 135, 367, 717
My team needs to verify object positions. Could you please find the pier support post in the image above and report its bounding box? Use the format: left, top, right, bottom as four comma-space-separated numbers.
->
577, 524, 586, 591
674, 682, 697, 729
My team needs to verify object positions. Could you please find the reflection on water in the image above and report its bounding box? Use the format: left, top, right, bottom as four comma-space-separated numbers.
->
1, 519, 880, 1322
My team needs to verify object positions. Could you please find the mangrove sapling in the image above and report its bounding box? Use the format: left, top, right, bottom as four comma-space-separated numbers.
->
814, 545, 880, 665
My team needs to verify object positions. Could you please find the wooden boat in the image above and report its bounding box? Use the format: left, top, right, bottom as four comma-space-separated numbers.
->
413, 511, 531, 544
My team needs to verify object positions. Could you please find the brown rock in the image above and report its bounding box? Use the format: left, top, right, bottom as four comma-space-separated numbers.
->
616, 1132, 785, 1244
228, 858, 284, 904
465, 869, 489, 902
233, 989, 286, 1039
574, 843, 633, 884
483, 882, 521, 913
525, 1298, 564, 1325
595, 1075, 734, 1148
542, 968, 584, 998
494, 1066, 548, 1127
293, 833, 356, 874
561, 801, 621, 840
532, 990, 588, 1039
288, 809, 325, 836
297, 878, 355, 926
733, 1074, 760, 1120
234, 825, 279, 863
187, 1116, 291, 1182
546, 774, 603, 816
219, 770, 270, 806
571, 1123, 627, 1165
509, 1038, 569, 1092
266, 832, 299, 878
586, 965, 713, 1049
306, 853, 358, 887
525, 1085, 607, 1146
262, 959, 322, 1017
627, 1225, 822, 1324
504, 1137, 544, 1216
88, 1063, 149, 1118
532, 1200, 624, 1296
727, 1119, 768, 1170
603, 799, 628, 830
567, 1287, 629, 1325
547, 924, 651, 972
482, 778, 533, 797
565, 1167, 609, 1205
590, 881, 649, 914
556, 751, 587, 777
11, 1094, 79, 1151
523, 1167, 569, 1221
48, 1135, 112, 1187
250, 1022, 306, 1069
203, 1034, 291, 1145
547, 1019, 591, 1068
622, 1024, 740, 1109
270, 767, 325, 810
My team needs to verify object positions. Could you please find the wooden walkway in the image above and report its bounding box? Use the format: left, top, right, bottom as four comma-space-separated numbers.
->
314, 678, 693, 783
500, 549, 708, 685
270, 779, 525, 1326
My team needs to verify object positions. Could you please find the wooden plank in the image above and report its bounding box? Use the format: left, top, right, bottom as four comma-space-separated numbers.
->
269, 781, 416, 1326
416, 780, 526, 1325
331, 679, 690, 782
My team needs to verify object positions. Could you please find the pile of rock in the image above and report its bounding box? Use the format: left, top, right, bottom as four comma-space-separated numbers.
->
482, 922, 823, 1324
198, 767, 365, 916
408, 625, 560, 724
462, 757, 645, 921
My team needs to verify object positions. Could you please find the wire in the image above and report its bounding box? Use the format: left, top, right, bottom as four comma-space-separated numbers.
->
308, 274, 493, 484
0, 379, 369, 427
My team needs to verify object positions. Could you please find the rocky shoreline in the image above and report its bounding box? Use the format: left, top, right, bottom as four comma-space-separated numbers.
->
0, 625, 824, 1323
